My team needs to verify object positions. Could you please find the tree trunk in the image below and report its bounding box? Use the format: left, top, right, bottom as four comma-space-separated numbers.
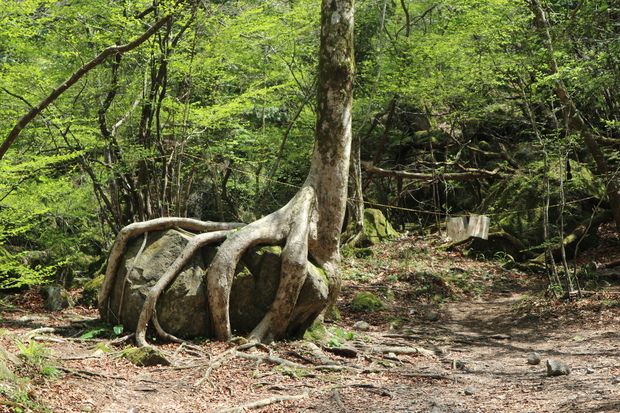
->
205, 0, 354, 344
99, 0, 354, 346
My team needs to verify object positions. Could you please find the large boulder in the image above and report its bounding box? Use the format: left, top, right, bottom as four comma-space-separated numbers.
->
99, 229, 329, 340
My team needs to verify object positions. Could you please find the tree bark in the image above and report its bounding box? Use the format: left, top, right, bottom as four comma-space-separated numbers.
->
206, 0, 354, 343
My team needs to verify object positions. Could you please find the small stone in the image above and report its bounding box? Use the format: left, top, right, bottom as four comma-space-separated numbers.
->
586, 368, 595, 374
546, 360, 570, 377
464, 387, 478, 396
424, 311, 440, 322
352, 321, 371, 331
527, 352, 541, 365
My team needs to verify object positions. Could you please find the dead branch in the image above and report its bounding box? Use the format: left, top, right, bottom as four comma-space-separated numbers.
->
530, 209, 613, 264
361, 161, 508, 182
210, 392, 309, 413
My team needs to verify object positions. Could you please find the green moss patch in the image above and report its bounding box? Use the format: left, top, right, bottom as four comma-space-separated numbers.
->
351, 292, 385, 312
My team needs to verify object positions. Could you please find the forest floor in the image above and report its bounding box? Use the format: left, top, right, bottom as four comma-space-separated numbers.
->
1, 223, 620, 413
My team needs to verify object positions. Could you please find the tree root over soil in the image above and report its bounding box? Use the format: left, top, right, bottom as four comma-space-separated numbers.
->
98, 186, 342, 347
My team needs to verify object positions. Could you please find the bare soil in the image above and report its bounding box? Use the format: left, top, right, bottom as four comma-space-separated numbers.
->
1, 230, 620, 413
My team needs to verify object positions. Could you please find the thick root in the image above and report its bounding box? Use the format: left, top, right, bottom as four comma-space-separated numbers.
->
104, 189, 339, 345
134, 230, 233, 347
99, 218, 244, 310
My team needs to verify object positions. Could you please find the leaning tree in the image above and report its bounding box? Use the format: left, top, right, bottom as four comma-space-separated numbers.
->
101, 0, 354, 345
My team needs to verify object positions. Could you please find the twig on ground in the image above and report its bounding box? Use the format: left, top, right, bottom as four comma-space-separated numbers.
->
209, 392, 309, 413
59, 366, 127, 381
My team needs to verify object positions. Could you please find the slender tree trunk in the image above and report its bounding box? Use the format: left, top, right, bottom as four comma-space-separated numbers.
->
529, 0, 620, 236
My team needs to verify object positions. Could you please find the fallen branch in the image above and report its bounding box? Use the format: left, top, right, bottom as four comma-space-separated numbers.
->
362, 161, 508, 183
209, 392, 309, 413
530, 209, 613, 264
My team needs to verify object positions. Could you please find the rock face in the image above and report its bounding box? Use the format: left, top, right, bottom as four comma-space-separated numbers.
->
99, 229, 329, 339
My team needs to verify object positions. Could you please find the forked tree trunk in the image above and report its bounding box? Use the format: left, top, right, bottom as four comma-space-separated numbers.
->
99, 0, 354, 346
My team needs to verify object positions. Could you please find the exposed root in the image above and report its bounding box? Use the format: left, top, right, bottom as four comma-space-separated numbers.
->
207, 186, 318, 343
134, 230, 234, 347
210, 392, 309, 413
98, 218, 244, 310
103, 187, 337, 346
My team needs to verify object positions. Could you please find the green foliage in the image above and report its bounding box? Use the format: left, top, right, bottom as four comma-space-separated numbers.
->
327, 327, 355, 347
14, 339, 59, 379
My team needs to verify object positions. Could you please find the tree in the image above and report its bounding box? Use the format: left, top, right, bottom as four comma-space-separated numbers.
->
96, 0, 355, 345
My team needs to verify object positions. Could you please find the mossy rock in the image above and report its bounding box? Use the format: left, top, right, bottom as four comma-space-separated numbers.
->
303, 319, 328, 341
351, 292, 385, 312
81, 274, 104, 307
121, 347, 170, 367
361, 209, 399, 246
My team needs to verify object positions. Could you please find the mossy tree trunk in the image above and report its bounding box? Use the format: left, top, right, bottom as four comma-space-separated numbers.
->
99, 0, 354, 346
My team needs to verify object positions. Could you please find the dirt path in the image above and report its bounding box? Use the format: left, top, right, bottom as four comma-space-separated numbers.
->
413, 292, 620, 413
3, 287, 620, 413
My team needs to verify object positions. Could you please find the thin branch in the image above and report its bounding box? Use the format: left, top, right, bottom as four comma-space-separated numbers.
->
0, 11, 176, 160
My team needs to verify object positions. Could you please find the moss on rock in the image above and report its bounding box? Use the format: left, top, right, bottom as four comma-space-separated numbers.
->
361, 209, 399, 246
351, 292, 385, 312
121, 347, 170, 367
303, 319, 328, 341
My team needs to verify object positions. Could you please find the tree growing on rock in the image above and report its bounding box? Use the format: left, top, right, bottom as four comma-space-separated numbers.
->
98, 0, 355, 345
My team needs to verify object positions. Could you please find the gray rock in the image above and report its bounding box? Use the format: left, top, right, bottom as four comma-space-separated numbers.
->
100, 229, 329, 339
424, 311, 440, 321
527, 352, 541, 365
464, 387, 478, 396
546, 360, 570, 376
352, 320, 371, 331
42, 285, 74, 311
